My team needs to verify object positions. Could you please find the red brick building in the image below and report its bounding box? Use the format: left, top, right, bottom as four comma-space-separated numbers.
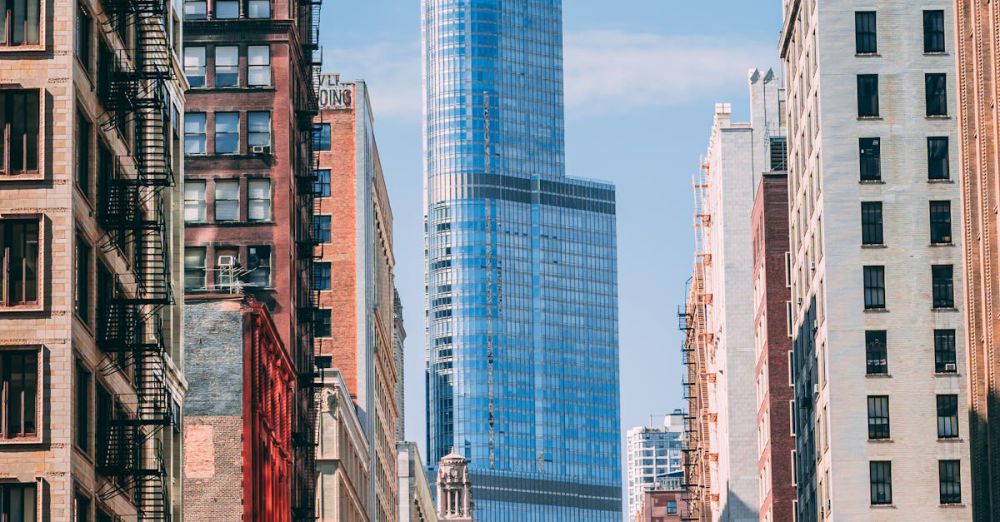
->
750, 172, 795, 522
634, 474, 688, 522
180, 0, 322, 518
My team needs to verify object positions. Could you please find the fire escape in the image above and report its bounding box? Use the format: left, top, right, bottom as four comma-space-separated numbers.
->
94, 0, 176, 519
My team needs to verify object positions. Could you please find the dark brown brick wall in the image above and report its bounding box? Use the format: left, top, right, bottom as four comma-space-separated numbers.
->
184, 417, 245, 521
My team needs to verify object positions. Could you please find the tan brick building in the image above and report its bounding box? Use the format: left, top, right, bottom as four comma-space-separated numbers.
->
313, 75, 401, 522
0, 0, 187, 519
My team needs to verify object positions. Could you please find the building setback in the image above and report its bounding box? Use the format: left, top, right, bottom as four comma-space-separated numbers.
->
312, 76, 401, 522
954, 0, 1000, 517
625, 412, 684, 519
751, 171, 795, 522
180, 0, 322, 517
397, 441, 439, 522
781, 1, 971, 519
0, 0, 186, 519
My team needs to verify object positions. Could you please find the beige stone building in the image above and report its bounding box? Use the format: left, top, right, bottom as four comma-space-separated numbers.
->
0, 0, 187, 519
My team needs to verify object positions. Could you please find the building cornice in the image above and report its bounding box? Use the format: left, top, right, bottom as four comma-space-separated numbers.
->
779, 0, 801, 59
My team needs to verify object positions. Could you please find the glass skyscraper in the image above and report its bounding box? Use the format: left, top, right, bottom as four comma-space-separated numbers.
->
421, 1, 622, 520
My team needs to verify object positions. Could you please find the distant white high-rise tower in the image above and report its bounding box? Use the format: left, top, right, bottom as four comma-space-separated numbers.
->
626, 411, 685, 518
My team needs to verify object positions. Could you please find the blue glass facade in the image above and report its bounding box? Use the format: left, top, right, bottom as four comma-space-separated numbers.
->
422, 1, 622, 520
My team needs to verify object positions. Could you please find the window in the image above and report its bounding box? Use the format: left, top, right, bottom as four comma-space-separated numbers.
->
857, 75, 879, 117
184, 47, 206, 88
935, 330, 957, 373
214, 46, 238, 87
0, 90, 40, 175
0, 349, 38, 438
314, 169, 331, 197
932, 265, 954, 309
870, 461, 892, 505
313, 262, 331, 291
930, 201, 952, 244
865, 330, 887, 375
861, 202, 883, 245
867, 395, 890, 439
75, 234, 90, 322
75, 360, 90, 451
246, 246, 270, 288
313, 215, 331, 243
925, 74, 948, 117
666, 500, 677, 515
215, 0, 238, 18
74, 490, 90, 522
214, 112, 239, 154
184, 112, 206, 155
315, 309, 332, 337
76, 112, 90, 195
924, 10, 946, 53
927, 137, 950, 180
183, 0, 206, 19
0, 0, 40, 45
863, 266, 885, 310
97, 506, 113, 522
248, 179, 271, 221
859, 138, 881, 181
76, 3, 92, 69
769, 137, 787, 171
184, 180, 206, 222
314, 123, 331, 151
0, 218, 40, 307
248, 0, 270, 18
939, 460, 961, 504
214, 180, 239, 221
937, 394, 959, 438
855, 11, 877, 54
248, 45, 271, 86
0, 483, 37, 521
248, 111, 271, 152
184, 247, 206, 291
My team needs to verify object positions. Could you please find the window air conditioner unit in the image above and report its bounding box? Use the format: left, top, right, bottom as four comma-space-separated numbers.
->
218, 255, 236, 267
813, 384, 820, 396
944, 363, 957, 372
251, 145, 270, 154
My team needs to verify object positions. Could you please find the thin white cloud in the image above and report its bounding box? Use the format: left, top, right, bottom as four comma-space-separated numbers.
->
565, 30, 775, 114
323, 41, 422, 121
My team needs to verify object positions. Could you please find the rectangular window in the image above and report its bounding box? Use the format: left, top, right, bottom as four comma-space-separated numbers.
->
930, 201, 952, 244
214, 112, 239, 154
248, 0, 270, 18
0, 483, 37, 520
248, 111, 271, 152
924, 10, 946, 53
184, 180, 206, 222
865, 330, 887, 375
927, 137, 950, 180
0, 0, 41, 45
666, 500, 677, 515
184, 247, 206, 291
863, 266, 886, 310
184, 112, 206, 155
76, 3, 92, 69
248, 179, 271, 222
184, 46, 206, 88
315, 309, 332, 337
245, 246, 271, 288
857, 75, 880, 117
937, 394, 959, 438
76, 112, 91, 195
75, 359, 90, 451
314, 169, 331, 197
939, 460, 961, 504
867, 395, 890, 439
75, 234, 90, 322
0, 349, 38, 438
313, 262, 331, 291
935, 329, 957, 373
0, 90, 40, 175
74, 490, 90, 522
926, 73, 948, 117
248, 45, 271, 86
855, 11, 877, 54
870, 461, 892, 505
215, 0, 238, 18
214, 46, 238, 87
932, 265, 954, 309
859, 138, 881, 181
861, 202, 883, 245
769, 137, 788, 171
183, 0, 206, 19
313, 215, 331, 243
314, 123, 331, 151
0, 218, 40, 307
214, 180, 240, 221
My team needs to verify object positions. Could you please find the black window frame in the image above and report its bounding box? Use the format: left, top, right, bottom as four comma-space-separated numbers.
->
245, 245, 271, 288
870, 461, 893, 505
313, 215, 332, 243
932, 264, 954, 309
925, 73, 949, 117
75, 359, 90, 451
857, 74, 880, 118
865, 330, 888, 375
0, 348, 39, 439
0, 0, 41, 46
927, 137, 950, 180
313, 262, 331, 291
923, 10, 946, 53
315, 309, 332, 338
864, 265, 886, 310
75, 233, 90, 323
0, 89, 41, 176
939, 460, 961, 504
314, 123, 331, 151
934, 329, 957, 373
861, 201, 884, 245
855, 11, 877, 54
936, 394, 959, 439
0, 482, 37, 521
313, 169, 331, 197
867, 395, 890, 439
859, 138, 881, 181
0, 217, 41, 307
929, 200, 952, 245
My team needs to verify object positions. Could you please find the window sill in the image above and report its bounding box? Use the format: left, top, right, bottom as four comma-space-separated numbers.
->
935, 372, 960, 377
858, 116, 883, 121
932, 307, 959, 313
868, 438, 894, 443
0, 171, 44, 181
0, 44, 45, 52
865, 373, 892, 378
0, 303, 44, 313
864, 308, 890, 313
930, 243, 955, 247
927, 115, 952, 120
860, 179, 885, 185
928, 178, 954, 184
0, 435, 42, 445
201, 86, 277, 93
924, 51, 949, 56
861, 244, 887, 249
870, 504, 896, 509
855, 52, 881, 57
937, 437, 964, 443
939, 503, 966, 508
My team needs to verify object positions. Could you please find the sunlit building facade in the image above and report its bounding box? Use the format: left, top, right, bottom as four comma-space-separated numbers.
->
421, 1, 623, 520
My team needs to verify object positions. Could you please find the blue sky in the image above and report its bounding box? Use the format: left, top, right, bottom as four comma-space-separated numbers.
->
320, 0, 781, 468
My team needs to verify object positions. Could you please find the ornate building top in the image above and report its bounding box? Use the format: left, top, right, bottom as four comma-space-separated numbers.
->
436, 452, 473, 521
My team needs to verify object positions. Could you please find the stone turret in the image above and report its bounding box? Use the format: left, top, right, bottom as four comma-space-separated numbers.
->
436, 452, 473, 521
